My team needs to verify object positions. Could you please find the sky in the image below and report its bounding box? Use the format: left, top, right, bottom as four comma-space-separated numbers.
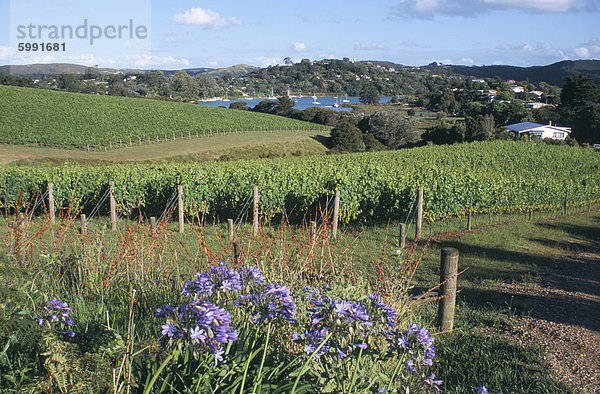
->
1, 0, 599, 70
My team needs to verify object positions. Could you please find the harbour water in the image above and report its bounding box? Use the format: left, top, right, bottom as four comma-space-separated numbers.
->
198, 96, 394, 111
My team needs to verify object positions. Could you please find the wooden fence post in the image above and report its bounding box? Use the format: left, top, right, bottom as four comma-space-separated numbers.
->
178, 185, 184, 234
437, 247, 459, 333
332, 189, 340, 239
467, 209, 472, 231
80, 214, 88, 236
415, 186, 424, 240
150, 217, 156, 233
109, 181, 117, 231
227, 219, 234, 241
563, 190, 569, 216
310, 220, 317, 245
399, 223, 407, 249
252, 186, 259, 237
48, 182, 55, 225
233, 242, 241, 265
529, 209, 533, 221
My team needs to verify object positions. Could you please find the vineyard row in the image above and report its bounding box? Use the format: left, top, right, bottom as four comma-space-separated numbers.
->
2, 142, 599, 223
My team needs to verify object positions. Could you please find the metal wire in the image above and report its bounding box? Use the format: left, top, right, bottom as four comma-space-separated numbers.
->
233, 191, 253, 232
316, 193, 334, 231
157, 192, 179, 225
27, 189, 49, 220
87, 188, 111, 221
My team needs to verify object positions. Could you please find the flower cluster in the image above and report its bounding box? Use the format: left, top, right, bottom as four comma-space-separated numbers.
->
160, 263, 441, 390
156, 299, 238, 364
36, 298, 75, 338
368, 294, 398, 329
386, 323, 436, 370
238, 282, 296, 324
294, 286, 373, 359
182, 262, 243, 298
240, 266, 264, 286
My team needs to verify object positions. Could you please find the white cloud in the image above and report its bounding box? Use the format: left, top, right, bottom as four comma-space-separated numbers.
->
571, 38, 600, 58
399, 40, 429, 48
125, 54, 191, 68
574, 47, 591, 57
255, 56, 281, 67
483, 0, 576, 12
390, 0, 590, 18
353, 41, 389, 51
292, 42, 309, 52
0, 46, 14, 61
173, 8, 242, 28
460, 57, 475, 65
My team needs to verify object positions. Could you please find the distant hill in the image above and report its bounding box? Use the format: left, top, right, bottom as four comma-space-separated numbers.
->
201, 64, 260, 78
159, 67, 214, 77
160, 64, 259, 78
0, 62, 259, 79
0, 63, 119, 77
429, 60, 600, 86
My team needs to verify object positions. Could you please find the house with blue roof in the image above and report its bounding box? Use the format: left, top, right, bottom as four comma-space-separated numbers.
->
503, 121, 571, 140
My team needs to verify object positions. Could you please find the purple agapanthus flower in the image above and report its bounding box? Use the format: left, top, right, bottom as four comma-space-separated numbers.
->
36, 298, 75, 338
240, 266, 264, 285
296, 327, 330, 358
210, 262, 242, 293
189, 326, 206, 344
161, 323, 178, 338
425, 374, 443, 392
182, 272, 215, 298
239, 282, 296, 324
386, 323, 436, 376
368, 294, 398, 328
156, 299, 238, 362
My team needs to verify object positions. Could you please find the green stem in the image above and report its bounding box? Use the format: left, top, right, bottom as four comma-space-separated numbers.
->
240, 338, 256, 394
386, 354, 405, 392
347, 347, 363, 393
252, 322, 272, 394
143, 353, 173, 394
291, 332, 332, 394
240, 333, 259, 394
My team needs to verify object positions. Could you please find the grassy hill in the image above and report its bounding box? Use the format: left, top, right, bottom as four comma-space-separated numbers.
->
0, 85, 326, 148
436, 60, 600, 86
0, 63, 119, 77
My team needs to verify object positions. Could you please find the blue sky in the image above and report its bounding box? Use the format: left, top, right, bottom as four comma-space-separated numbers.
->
1, 0, 599, 69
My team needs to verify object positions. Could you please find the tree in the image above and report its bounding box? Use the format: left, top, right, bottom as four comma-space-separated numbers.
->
466, 114, 495, 141
57, 72, 82, 92
275, 96, 295, 115
252, 100, 277, 114
330, 122, 365, 152
368, 111, 420, 149
560, 74, 600, 143
283, 57, 293, 66
360, 83, 380, 105
422, 122, 465, 145
170, 70, 199, 98
229, 101, 249, 110
560, 74, 600, 114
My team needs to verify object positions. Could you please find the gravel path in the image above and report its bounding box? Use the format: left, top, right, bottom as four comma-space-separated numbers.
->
429, 215, 600, 392
496, 252, 600, 393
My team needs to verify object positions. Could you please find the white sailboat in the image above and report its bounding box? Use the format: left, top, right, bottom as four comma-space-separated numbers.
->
312, 93, 320, 105
342, 96, 350, 103
268, 87, 277, 100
